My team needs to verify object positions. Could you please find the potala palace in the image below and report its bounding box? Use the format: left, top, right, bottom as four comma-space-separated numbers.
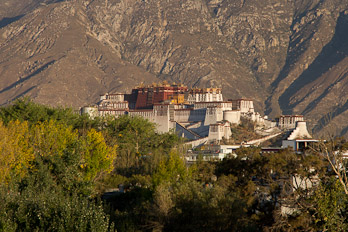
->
81, 82, 316, 157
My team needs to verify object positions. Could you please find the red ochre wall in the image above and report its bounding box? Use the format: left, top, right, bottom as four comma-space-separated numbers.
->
135, 86, 188, 109
135, 89, 148, 109
153, 87, 174, 104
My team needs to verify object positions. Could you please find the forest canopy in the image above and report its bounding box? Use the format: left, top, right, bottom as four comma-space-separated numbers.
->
1, 98, 348, 232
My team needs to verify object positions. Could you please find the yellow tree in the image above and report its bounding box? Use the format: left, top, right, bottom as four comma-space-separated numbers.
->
81, 129, 117, 182
30, 120, 79, 157
0, 120, 33, 183
30, 120, 117, 183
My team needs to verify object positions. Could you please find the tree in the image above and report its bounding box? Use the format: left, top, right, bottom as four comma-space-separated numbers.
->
104, 115, 180, 177
150, 176, 250, 232
152, 151, 189, 188
0, 97, 103, 133
314, 178, 348, 231
0, 161, 113, 232
0, 120, 33, 183
0, 98, 79, 126
312, 139, 348, 194
30, 120, 79, 157
0, 119, 116, 231
28, 120, 117, 193
81, 129, 117, 182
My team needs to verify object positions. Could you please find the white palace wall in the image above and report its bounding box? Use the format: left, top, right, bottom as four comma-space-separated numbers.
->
194, 102, 232, 111
204, 107, 223, 126
174, 109, 206, 122
174, 109, 192, 122
99, 109, 126, 117
208, 122, 231, 142
223, 110, 241, 124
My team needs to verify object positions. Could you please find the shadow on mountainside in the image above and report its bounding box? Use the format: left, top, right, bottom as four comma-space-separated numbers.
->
312, 100, 348, 135
0, 86, 37, 107
0, 60, 56, 95
265, 2, 324, 115
0, 0, 69, 30
341, 126, 348, 137
278, 11, 348, 114
0, 15, 24, 29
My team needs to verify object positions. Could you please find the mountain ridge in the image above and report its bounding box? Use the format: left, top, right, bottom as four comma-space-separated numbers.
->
0, 0, 347, 137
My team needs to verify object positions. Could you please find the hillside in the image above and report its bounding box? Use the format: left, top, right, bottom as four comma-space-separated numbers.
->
0, 0, 347, 137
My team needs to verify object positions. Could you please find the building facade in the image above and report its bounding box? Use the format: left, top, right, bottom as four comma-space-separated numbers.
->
82, 83, 276, 145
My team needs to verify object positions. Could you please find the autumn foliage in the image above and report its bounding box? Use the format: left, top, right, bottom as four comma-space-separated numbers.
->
1, 98, 348, 232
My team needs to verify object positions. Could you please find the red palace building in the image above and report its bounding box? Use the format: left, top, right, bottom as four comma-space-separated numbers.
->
130, 82, 188, 109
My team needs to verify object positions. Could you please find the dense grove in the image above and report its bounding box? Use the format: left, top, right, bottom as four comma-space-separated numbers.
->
0, 99, 348, 232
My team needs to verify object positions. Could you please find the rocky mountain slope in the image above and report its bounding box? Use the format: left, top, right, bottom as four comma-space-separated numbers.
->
0, 0, 347, 137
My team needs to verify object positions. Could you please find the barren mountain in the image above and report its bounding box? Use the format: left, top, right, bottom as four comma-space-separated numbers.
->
0, 0, 347, 137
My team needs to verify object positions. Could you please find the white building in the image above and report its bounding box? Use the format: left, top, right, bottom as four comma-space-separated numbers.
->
232, 99, 254, 113
278, 115, 304, 129
187, 88, 223, 104
282, 121, 319, 152
208, 121, 232, 142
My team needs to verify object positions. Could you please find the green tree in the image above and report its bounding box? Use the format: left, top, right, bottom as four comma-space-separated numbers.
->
148, 177, 251, 232
152, 151, 189, 187
105, 115, 180, 177
314, 178, 348, 231
0, 98, 103, 133
0, 98, 78, 126
0, 159, 113, 232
